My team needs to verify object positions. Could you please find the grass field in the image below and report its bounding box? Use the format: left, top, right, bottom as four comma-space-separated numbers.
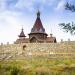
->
0, 57, 75, 75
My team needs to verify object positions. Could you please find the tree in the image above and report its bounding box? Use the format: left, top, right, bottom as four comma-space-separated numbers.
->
59, 2, 75, 35
59, 22, 75, 35
65, 2, 75, 12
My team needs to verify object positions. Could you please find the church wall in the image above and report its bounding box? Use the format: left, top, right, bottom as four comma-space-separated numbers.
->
0, 42, 75, 60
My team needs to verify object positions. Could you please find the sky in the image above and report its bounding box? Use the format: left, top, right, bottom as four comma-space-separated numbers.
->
0, 0, 75, 44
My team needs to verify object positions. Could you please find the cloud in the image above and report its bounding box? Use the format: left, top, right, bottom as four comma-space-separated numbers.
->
15, 0, 34, 11
0, 0, 17, 12
0, 0, 59, 12
0, 10, 23, 43
55, 0, 65, 11
0, 11, 21, 27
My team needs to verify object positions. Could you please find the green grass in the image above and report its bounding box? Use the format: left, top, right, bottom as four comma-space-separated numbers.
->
0, 58, 75, 75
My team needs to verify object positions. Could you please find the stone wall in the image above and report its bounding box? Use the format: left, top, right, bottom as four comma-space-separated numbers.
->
0, 41, 75, 60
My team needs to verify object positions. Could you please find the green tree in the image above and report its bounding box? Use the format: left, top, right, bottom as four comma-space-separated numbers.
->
65, 2, 75, 12
59, 2, 75, 35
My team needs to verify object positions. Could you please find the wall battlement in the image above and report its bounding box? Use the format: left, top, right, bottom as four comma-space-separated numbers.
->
0, 41, 75, 60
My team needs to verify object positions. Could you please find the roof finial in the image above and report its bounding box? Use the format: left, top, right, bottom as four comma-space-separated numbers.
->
22, 25, 24, 31
37, 10, 40, 18
19, 25, 26, 37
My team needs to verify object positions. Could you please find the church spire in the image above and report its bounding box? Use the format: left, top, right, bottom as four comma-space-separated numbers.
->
30, 10, 46, 33
37, 10, 40, 18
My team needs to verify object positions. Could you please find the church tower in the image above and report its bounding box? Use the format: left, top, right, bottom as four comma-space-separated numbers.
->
19, 27, 26, 39
14, 27, 29, 44
29, 11, 48, 43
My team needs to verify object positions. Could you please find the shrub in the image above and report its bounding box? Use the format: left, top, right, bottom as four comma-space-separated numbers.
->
10, 66, 19, 75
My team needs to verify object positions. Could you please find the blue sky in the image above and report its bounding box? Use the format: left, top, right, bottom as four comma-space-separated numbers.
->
0, 0, 75, 44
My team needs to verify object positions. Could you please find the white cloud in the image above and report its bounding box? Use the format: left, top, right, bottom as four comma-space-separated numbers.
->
13, 0, 57, 12
0, 11, 21, 28
0, 11, 23, 43
0, 0, 60, 12
15, 0, 34, 11
55, 0, 65, 11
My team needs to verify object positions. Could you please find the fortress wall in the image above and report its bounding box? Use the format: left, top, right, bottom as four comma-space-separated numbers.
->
0, 42, 75, 60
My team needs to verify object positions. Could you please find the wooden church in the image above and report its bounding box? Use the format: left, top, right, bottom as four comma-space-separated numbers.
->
15, 11, 57, 44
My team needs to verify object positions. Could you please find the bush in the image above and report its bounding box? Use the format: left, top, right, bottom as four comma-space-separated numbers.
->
10, 66, 19, 75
